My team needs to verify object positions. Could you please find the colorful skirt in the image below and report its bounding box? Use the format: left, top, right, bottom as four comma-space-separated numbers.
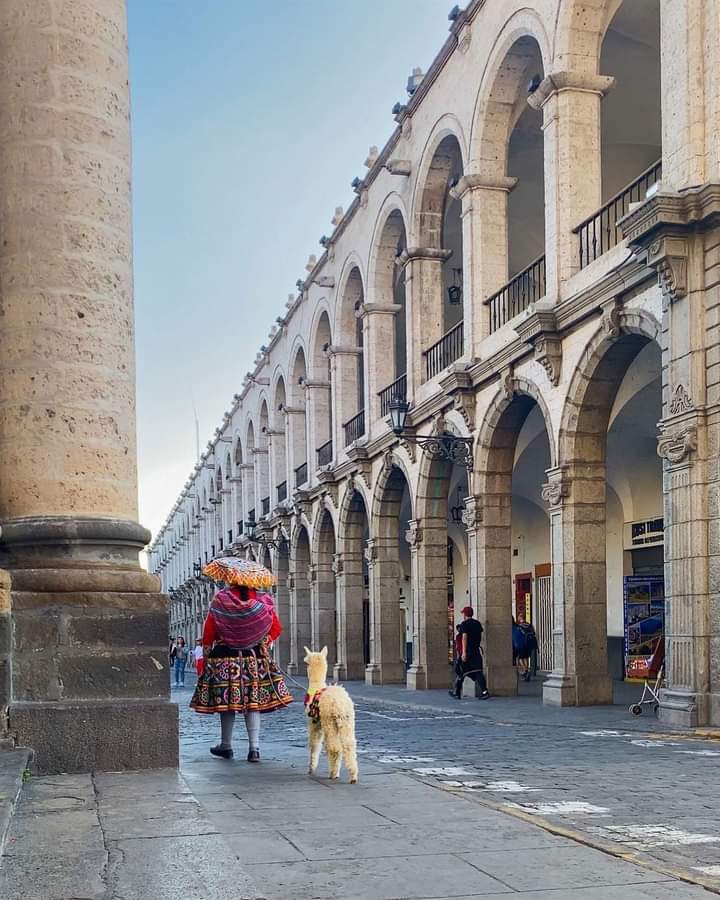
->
190, 646, 293, 715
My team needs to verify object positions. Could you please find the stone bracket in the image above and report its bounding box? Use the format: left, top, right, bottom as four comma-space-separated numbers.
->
514, 309, 562, 387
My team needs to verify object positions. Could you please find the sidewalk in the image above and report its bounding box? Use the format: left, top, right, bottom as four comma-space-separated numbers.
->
0, 680, 718, 899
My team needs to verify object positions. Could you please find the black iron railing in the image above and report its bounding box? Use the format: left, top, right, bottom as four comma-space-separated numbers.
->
574, 160, 662, 269
316, 438, 333, 467
344, 409, 365, 446
236, 520, 243, 536
379, 373, 407, 417
227, 529, 233, 544
294, 462, 308, 487
486, 255, 546, 334
276, 480, 287, 503
261, 496, 270, 516
424, 320, 464, 381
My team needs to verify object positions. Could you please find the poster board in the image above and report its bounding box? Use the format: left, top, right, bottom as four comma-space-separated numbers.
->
623, 575, 665, 680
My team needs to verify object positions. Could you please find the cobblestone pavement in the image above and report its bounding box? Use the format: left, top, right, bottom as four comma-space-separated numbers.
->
177, 676, 720, 897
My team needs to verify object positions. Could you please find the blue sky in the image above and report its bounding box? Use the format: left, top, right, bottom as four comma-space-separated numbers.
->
129, 0, 449, 538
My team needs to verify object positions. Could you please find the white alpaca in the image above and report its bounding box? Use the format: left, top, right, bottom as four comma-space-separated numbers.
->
304, 646, 359, 784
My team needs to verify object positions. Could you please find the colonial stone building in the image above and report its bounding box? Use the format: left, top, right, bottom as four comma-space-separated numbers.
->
150, 0, 720, 727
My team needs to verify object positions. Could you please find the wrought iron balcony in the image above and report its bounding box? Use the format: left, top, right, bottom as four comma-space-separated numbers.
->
424, 320, 463, 381
276, 480, 287, 503
316, 438, 333, 467
343, 409, 365, 446
574, 160, 662, 269
294, 461, 308, 488
379, 372, 407, 418
485, 255, 546, 334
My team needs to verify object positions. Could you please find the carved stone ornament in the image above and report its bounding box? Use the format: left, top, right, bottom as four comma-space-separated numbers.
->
432, 412, 448, 436
534, 336, 562, 387
380, 447, 396, 478
601, 298, 625, 340
398, 437, 417, 463
320, 482, 339, 508
461, 497, 482, 530
287, 573, 295, 591
364, 540, 378, 564
453, 391, 475, 430
669, 383, 694, 416
405, 520, 423, 547
331, 553, 344, 576
541, 480, 569, 507
501, 366, 516, 402
647, 237, 688, 304
657, 425, 697, 465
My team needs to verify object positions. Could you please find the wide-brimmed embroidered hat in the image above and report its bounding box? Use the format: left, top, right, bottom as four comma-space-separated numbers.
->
203, 556, 275, 589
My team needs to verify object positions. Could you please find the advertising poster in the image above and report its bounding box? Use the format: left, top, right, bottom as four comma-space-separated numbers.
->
624, 576, 665, 680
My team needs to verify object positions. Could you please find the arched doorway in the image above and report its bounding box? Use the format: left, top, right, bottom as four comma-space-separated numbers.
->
368, 459, 411, 685
289, 524, 312, 674
313, 508, 338, 666
290, 348, 308, 489
337, 266, 366, 447
272, 377, 288, 507
273, 532, 291, 667
548, 315, 663, 705
310, 312, 333, 469
337, 485, 370, 680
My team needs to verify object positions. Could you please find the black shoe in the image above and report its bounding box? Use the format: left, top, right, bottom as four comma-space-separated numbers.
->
448, 690, 461, 699
479, 691, 490, 700
210, 745, 233, 759
247, 749, 260, 762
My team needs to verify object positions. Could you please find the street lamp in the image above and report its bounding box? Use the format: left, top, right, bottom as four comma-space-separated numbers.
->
245, 512, 288, 553
388, 398, 473, 472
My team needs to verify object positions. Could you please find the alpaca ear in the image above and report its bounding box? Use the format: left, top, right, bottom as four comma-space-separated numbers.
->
320, 646, 328, 659
303, 645, 311, 661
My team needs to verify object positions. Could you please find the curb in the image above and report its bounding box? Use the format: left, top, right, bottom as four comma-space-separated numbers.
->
0, 748, 32, 861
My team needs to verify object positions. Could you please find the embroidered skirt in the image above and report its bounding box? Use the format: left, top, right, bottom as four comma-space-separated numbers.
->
190, 646, 293, 715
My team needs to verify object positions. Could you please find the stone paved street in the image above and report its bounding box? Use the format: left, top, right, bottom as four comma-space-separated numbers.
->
2, 678, 719, 899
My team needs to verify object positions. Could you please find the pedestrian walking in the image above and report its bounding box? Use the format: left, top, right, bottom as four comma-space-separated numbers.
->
172, 637, 188, 687
190, 557, 293, 762
449, 606, 489, 700
193, 637, 205, 679
512, 612, 538, 682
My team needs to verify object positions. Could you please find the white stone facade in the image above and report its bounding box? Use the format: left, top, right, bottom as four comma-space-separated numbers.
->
149, 0, 720, 726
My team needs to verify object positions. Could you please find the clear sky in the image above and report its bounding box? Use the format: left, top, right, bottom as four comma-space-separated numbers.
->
129, 0, 450, 540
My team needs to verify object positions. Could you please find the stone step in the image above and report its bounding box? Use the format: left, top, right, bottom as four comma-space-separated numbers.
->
0, 748, 32, 861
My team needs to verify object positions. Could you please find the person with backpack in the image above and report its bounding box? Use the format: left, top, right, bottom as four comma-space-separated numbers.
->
512, 611, 538, 682
449, 606, 490, 700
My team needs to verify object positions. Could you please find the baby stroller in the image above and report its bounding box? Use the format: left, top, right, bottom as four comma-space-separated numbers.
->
629, 638, 664, 716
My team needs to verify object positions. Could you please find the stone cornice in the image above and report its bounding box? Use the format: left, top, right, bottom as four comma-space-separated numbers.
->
360, 303, 402, 316
620, 183, 720, 245
398, 247, 453, 268
527, 71, 615, 110
450, 174, 517, 200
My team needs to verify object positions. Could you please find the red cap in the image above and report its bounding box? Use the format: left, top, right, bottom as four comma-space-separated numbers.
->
461, 606, 474, 617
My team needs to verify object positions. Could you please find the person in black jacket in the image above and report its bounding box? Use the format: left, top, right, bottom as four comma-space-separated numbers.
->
449, 606, 490, 700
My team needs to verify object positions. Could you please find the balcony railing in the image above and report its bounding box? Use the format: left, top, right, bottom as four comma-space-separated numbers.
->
236, 520, 243, 536
379, 373, 407, 418
276, 480, 287, 503
574, 160, 662, 269
424, 320, 463, 381
294, 461, 308, 488
316, 438, 333, 467
261, 496, 270, 517
344, 409, 365, 446
485, 255, 546, 334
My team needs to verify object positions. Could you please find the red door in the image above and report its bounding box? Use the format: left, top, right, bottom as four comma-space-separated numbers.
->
515, 574, 532, 621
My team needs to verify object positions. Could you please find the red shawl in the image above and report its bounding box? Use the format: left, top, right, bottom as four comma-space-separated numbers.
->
204, 586, 276, 650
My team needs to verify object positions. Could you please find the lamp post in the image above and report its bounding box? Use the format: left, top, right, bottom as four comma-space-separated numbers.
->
388, 398, 473, 472
245, 513, 288, 553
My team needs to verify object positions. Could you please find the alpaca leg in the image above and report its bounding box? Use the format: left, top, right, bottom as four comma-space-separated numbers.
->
308, 723, 323, 776
342, 742, 359, 784
327, 748, 341, 780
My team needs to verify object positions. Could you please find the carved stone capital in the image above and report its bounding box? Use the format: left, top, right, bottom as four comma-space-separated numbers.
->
461, 496, 482, 530
364, 539, 378, 564
500, 365, 516, 402
527, 71, 615, 110
307, 565, 317, 585
541, 468, 570, 507
405, 519, 423, 548
657, 425, 697, 465
397, 246, 453, 269
331, 553, 344, 576
287, 573, 295, 591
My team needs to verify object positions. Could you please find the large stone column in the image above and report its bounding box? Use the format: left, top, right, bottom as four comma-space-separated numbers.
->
309, 560, 336, 666
0, 0, 177, 773
528, 73, 613, 298
332, 550, 364, 680
364, 538, 405, 684
359, 303, 401, 433
400, 249, 451, 393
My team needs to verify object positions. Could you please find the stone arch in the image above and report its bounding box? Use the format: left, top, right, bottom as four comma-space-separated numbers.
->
312, 505, 338, 665
257, 399, 270, 516
335, 254, 366, 343
368, 197, 409, 387
336, 481, 371, 678
244, 419, 256, 517
553, 0, 625, 74
547, 307, 663, 706
335, 261, 365, 436
289, 343, 308, 484
271, 374, 288, 503
289, 522, 312, 673
310, 309, 333, 463
412, 116, 468, 240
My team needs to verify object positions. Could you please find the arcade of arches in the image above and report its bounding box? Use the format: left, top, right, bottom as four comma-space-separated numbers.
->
152, 0, 720, 728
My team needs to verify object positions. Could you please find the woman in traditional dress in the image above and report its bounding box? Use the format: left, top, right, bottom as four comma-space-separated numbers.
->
190, 570, 292, 762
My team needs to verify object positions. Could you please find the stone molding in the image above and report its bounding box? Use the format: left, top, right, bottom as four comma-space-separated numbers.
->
647, 236, 688, 304
657, 425, 697, 465
527, 71, 615, 110
405, 519, 423, 548
325, 343, 362, 358
515, 309, 562, 387
450, 173, 517, 201
461, 496, 482, 530
331, 553, 344, 576
600, 297, 626, 340
669, 384, 694, 416
542, 466, 570, 508
397, 247, 453, 269
364, 539, 378, 564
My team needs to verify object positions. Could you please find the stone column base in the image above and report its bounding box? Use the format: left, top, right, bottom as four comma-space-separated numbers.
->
11, 700, 178, 775
333, 663, 347, 682
659, 688, 706, 727
406, 663, 450, 690
543, 673, 613, 706
365, 662, 405, 685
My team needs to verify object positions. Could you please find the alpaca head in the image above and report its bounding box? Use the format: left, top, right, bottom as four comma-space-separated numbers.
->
303, 645, 328, 683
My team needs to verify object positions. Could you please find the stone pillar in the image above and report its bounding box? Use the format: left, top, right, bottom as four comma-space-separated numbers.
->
400, 248, 451, 394
405, 518, 449, 689
528, 73, 613, 298
542, 466, 613, 706
272, 546, 291, 668
465, 495, 517, 696
359, 304, 401, 431
450, 175, 516, 353
287, 566, 312, 675
364, 539, 405, 684
327, 346, 362, 456
284, 406, 307, 488
305, 380, 331, 475
0, 0, 177, 773
333, 551, 364, 680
